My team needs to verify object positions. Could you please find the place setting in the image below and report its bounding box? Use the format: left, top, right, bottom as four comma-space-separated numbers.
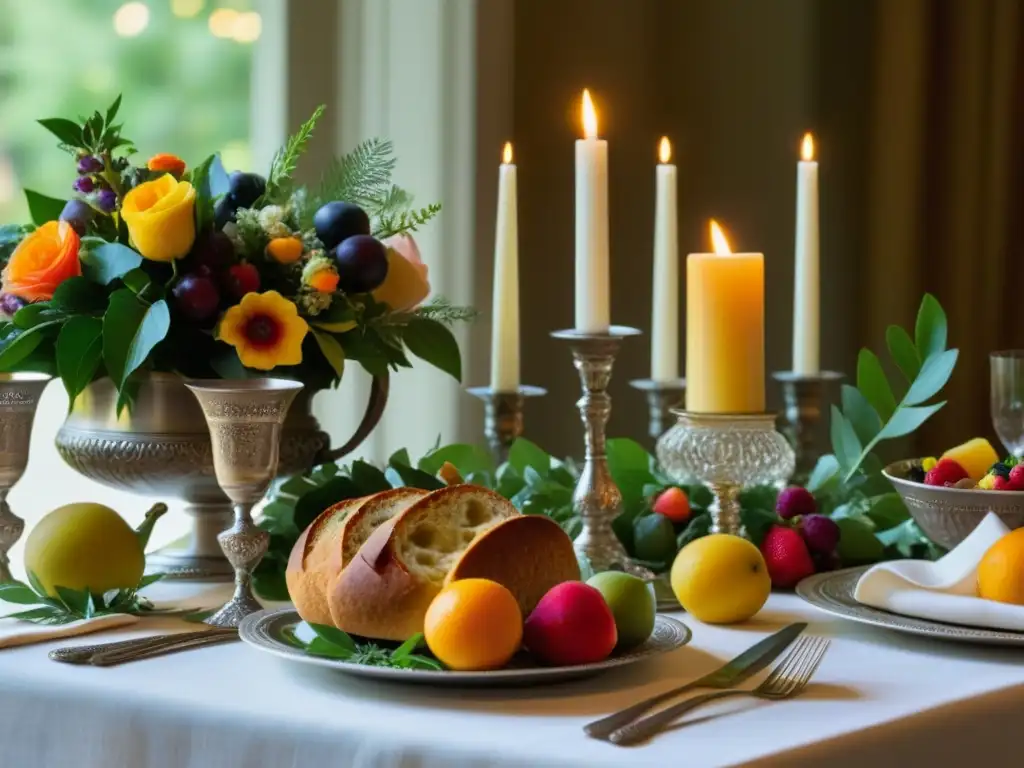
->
0, 80, 1022, 766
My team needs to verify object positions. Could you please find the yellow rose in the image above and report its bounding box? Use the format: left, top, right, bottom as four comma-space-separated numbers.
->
121, 174, 196, 262
372, 234, 430, 311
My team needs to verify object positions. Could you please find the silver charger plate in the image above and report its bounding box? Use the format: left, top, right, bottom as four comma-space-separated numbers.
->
797, 566, 1024, 646
239, 607, 692, 686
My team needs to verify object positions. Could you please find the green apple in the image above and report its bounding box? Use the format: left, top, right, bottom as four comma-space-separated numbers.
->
586, 571, 657, 649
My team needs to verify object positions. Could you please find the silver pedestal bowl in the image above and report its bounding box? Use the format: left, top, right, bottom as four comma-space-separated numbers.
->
54, 372, 388, 579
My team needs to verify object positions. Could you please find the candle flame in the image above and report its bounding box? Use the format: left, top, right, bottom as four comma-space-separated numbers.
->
801, 132, 815, 161
658, 136, 671, 164
709, 219, 733, 255
581, 89, 598, 139
502, 142, 513, 164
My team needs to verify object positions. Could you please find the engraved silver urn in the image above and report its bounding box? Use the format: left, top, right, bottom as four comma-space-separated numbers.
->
54, 372, 387, 579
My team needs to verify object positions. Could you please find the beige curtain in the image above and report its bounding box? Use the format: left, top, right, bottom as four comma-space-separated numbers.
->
863, 0, 1023, 453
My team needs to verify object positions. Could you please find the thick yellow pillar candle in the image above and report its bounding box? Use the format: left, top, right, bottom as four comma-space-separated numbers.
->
685, 220, 765, 413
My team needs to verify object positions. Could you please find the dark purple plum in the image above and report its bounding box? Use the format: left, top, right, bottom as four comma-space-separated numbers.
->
190, 230, 235, 271
227, 172, 265, 209
334, 235, 388, 294
172, 274, 220, 322
314, 201, 370, 250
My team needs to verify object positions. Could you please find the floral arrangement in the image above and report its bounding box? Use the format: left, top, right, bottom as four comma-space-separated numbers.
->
0, 97, 470, 411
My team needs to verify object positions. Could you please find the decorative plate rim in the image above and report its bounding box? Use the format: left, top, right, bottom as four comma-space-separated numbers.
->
238, 607, 692, 684
796, 566, 1024, 646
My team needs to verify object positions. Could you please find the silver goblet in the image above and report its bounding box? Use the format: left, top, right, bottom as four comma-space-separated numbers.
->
186, 378, 303, 627
0, 373, 51, 582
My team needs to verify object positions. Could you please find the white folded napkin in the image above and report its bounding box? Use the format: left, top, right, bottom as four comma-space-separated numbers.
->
854, 513, 1024, 631
0, 613, 139, 650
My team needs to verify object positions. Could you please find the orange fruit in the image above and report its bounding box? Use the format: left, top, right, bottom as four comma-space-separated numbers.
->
978, 528, 1024, 605
424, 578, 523, 671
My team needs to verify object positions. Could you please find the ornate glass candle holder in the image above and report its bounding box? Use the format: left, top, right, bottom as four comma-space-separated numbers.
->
658, 411, 795, 537
772, 371, 843, 482
466, 385, 547, 465
551, 327, 652, 578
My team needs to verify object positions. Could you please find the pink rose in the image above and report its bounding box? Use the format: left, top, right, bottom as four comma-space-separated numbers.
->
372, 234, 431, 311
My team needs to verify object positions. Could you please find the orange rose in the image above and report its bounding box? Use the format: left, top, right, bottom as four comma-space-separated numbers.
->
2, 221, 82, 302
147, 153, 186, 177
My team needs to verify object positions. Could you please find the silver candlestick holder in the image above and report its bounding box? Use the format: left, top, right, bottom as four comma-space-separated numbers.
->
772, 371, 843, 483
466, 385, 547, 465
551, 326, 652, 578
629, 377, 687, 444
658, 411, 795, 537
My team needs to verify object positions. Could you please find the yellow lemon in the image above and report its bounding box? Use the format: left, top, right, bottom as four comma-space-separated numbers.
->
978, 528, 1024, 605
24, 503, 145, 597
671, 534, 771, 624
424, 578, 522, 671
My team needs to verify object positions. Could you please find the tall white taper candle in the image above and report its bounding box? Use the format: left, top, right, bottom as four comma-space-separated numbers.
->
490, 142, 520, 391
574, 89, 610, 333
651, 137, 679, 381
793, 132, 820, 374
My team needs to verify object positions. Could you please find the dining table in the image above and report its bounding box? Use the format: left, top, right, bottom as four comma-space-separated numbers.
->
2, 583, 1023, 768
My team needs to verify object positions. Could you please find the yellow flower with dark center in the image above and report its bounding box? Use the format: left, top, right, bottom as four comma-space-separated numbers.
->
218, 290, 309, 370
121, 173, 196, 262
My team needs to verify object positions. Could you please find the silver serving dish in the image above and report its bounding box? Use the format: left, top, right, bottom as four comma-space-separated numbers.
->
883, 459, 1024, 550
797, 566, 1024, 646
239, 608, 692, 687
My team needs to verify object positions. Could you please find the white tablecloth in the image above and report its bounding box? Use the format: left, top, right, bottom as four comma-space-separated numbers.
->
2, 590, 1024, 768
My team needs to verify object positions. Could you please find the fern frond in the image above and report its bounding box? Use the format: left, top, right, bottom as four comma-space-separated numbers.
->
262, 104, 326, 205
374, 203, 442, 240
415, 296, 478, 325
316, 138, 396, 210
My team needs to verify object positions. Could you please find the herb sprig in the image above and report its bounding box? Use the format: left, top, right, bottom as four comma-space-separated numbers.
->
0, 572, 166, 626
282, 623, 442, 671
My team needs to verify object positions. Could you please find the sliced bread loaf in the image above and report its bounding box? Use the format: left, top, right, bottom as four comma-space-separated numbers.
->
328, 485, 518, 640
445, 514, 580, 617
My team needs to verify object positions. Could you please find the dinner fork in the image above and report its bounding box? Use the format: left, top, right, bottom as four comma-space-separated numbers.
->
609, 635, 830, 745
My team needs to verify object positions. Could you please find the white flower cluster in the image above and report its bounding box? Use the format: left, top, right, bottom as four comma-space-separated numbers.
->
258, 205, 292, 240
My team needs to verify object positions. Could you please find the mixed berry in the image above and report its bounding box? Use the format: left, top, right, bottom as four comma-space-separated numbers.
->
904, 437, 1023, 491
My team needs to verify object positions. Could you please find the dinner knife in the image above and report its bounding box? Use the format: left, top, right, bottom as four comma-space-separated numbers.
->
583, 621, 807, 740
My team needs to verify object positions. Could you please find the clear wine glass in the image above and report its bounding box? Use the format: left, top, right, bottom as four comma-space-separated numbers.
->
991, 351, 1024, 457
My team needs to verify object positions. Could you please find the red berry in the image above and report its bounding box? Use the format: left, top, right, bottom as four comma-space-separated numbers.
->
652, 487, 691, 523
775, 486, 816, 520
1008, 465, 1024, 491
760, 525, 816, 589
800, 514, 840, 554
172, 274, 220, 322
994, 475, 1012, 491
924, 458, 968, 487
224, 263, 260, 300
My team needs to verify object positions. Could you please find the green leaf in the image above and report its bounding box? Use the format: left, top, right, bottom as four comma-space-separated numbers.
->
311, 330, 345, 380
57, 316, 102, 406
902, 349, 958, 407
102, 290, 171, 388
12, 304, 54, 329
886, 325, 921, 381
38, 118, 83, 147
292, 475, 363, 532
26, 571, 47, 596
739, 507, 777, 547
350, 460, 392, 494
864, 493, 909, 531
189, 154, 217, 233
0, 327, 48, 371
856, 349, 897, 421
388, 448, 411, 468
840, 384, 882, 444
830, 406, 862, 473
401, 317, 461, 381
105, 94, 123, 127
738, 485, 778, 513
385, 462, 445, 491
121, 268, 153, 297
261, 105, 326, 204
309, 622, 357, 653
306, 637, 354, 660
676, 512, 711, 550
876, 402, 945, 441
417, 443, 495, 478
507, 438, 552, 477
2, 606, 70, 624
83, 243, 144, 285
137, 573, 164, 589
391, 633, 426, 661
208, 154, 230, 198
50, 277, 107, 313
807, 454, 840, 494
607, 438, 658, 508
0, 581, 44, 605
23, 189, 67, 226
914, 293, 947, 360
53, 586, 89, 617
836, 517, 885, 564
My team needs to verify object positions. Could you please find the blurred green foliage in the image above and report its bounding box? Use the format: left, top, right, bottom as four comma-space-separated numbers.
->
0, 0, 253, 222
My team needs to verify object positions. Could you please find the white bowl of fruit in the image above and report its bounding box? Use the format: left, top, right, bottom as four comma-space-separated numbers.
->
884, 438, 1024, 550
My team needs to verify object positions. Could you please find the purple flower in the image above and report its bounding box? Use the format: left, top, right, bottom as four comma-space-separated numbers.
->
95, 188, 117, 213
77, 156, 104, 175
0, 293, 26, 317
73, 176, 95, 194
